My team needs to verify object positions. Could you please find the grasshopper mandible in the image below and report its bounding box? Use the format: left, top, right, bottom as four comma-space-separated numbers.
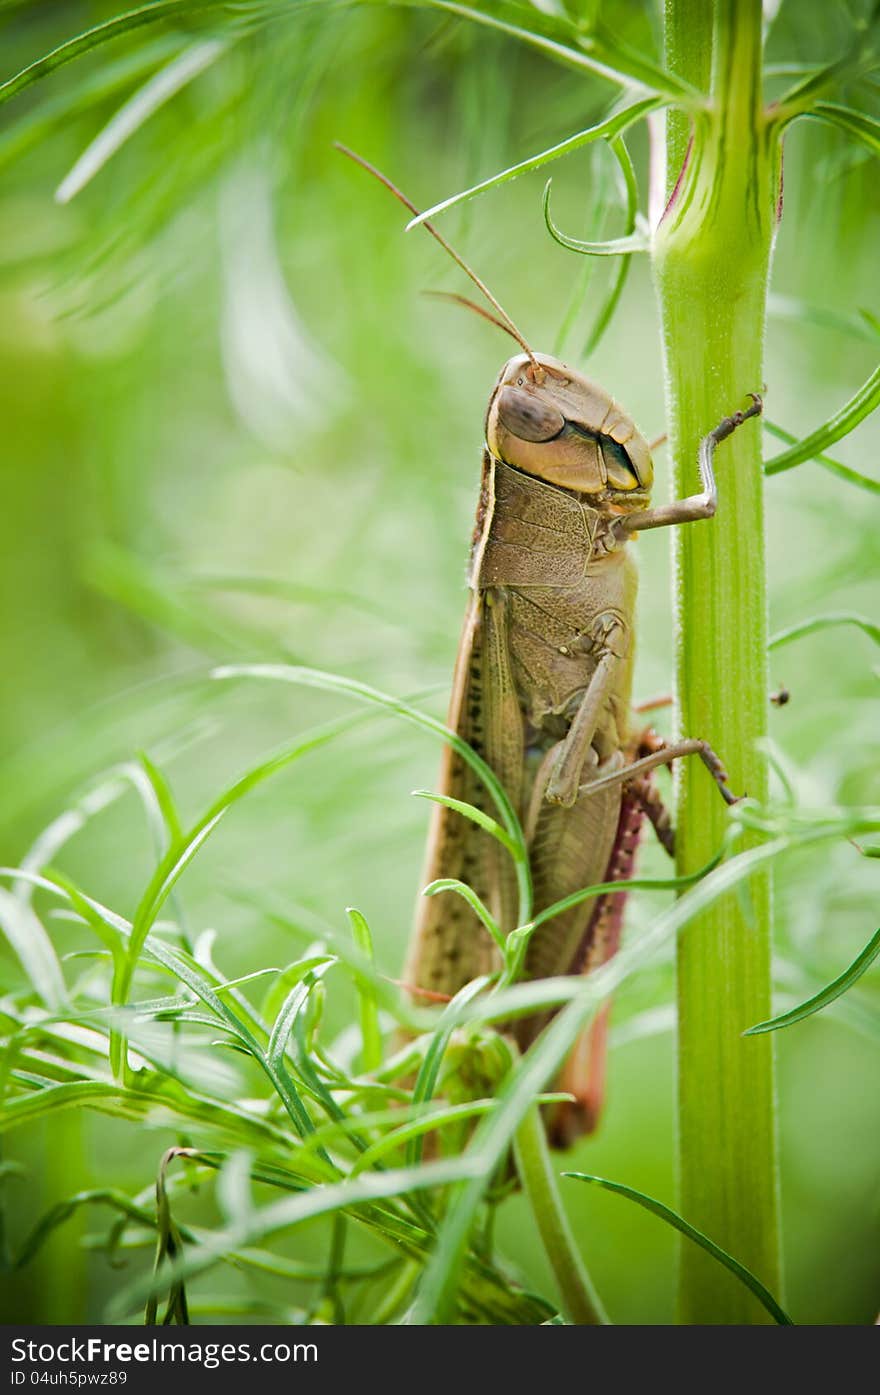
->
340, 147, 762, 1145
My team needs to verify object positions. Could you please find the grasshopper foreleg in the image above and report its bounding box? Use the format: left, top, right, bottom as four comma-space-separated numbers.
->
545, 619, 626, 808
575, 736, 738, 806
613, 394, 763, 538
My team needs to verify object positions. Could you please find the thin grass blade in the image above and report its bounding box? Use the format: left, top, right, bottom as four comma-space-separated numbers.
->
769, 612, 880, 651
763, 420, 879, 494
744, 926, 880, 1036
55, 38, 229, 203
562, 1173, 793, 1324
407, 95, 664, 227
764, 362, 880, 475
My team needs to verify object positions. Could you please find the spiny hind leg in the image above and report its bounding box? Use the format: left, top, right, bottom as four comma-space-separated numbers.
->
630, 773, 675, 858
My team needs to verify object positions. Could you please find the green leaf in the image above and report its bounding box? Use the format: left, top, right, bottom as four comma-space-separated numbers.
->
764, 362, 880, 476
767, 293, 880, 345
136, 752, 183, 847
378, 0, 698, 98
0, 36, 186, 173
743, 927, 880, 1036
769, 613, 880, 651
763, 421, 879, 495
406, 975, 491, 1167
800, 102, 880, 159
562, 1174, 793, 1325
581, 135, 639, 355
212, 664, 532, 922
525, 849, 725, 935
267, 962, 334, 1070
0, 889, 68, 1011
406, 95, 664, 228
0, 2, 225, 111
269, 965, 354, 1147
414, 790, 518, 859
543, 178, 649, 255
423, 879, 504, 955
107, 1152, 485, 1319
235, 886, 425, 1031
55, 38, 230, 203
110, 699, 412, 1069
350, 1098, 505, 1177
346, 909, 383, 1074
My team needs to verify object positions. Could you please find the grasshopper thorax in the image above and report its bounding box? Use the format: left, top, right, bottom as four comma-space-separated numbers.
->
485, 352, 653, 502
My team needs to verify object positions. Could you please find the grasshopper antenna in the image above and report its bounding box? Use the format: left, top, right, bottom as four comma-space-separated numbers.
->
335, 142, 543, 380
422, 290, 521, 341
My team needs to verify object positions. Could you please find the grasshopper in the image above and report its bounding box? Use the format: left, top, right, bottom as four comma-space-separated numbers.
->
341, 148, 762, 1145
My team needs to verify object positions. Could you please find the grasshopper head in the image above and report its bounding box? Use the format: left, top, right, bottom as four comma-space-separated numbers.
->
485, 352, 653, 498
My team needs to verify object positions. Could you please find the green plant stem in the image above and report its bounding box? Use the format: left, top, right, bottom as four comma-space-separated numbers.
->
513, 1104, 607, 1325
655, 0, 782, 1323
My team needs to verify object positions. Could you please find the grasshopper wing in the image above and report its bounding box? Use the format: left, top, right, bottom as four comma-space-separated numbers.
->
404, 584, 524, 998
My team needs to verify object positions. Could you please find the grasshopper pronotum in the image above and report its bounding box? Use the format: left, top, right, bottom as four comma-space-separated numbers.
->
340, 147, 761, 1145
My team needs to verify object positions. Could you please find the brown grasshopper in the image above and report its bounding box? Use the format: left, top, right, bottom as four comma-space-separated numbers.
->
340, 148, 762, 1145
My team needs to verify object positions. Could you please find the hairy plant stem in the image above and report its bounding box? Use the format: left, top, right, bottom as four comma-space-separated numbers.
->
654, 0, 782, 1323
514, 1105, 607, 1325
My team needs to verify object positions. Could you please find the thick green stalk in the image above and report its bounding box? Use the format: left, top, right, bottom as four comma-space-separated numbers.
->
654, 1, 781, 1323
514, 1105, 607, 1325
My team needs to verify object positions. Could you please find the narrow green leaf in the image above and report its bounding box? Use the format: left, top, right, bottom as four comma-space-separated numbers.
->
55, 38, 229, 204
114, 699, 414, 1042
767, 293, 880, 345
769, 613, 880, 651
763, 420, 879, 495
212, 664, 532, 922
525, 850, 724, 935
0, 889, 68, 1011
423, 879, 504, 954
107, 1152, 485, 1318
544, 178, 649, 255
235, 886, 426, 1031
562, 1174, 793, 1325
351, 1099, 500, 1177
15, 1189, 156, 1271
801, 102, 880, 158
0, 2, 224, 110
413, 790, 518, 858
0, 1080, 135, 1130
764, 363, 880, 475
267, 961, 335, 1073
776, 14, 879, 110
266, 965, 344, 1144
406, 976, 491, 1167
406, 95, 664, 227
137, 752, 183, 846
346, 909, 383, 1074
743, 927, 880, 1036
582, 134, 639, 356
0, 36, 185, 172
397, 0, 699, 99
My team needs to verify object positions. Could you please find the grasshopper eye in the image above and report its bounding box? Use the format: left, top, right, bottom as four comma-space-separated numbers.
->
496, 385, 565, 442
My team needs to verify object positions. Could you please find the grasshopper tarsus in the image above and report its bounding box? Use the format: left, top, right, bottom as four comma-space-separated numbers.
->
708, 391, 764, 448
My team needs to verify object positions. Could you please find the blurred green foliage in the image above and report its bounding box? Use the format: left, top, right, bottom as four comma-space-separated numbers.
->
0, 0, 877, 1324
